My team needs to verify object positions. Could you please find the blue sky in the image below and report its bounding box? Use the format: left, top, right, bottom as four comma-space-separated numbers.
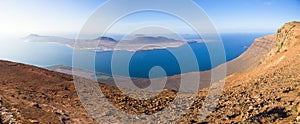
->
0, 0, 299, 36
196, 0, 300, 33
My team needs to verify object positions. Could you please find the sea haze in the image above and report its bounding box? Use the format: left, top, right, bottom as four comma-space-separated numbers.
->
0, 33, 270, 78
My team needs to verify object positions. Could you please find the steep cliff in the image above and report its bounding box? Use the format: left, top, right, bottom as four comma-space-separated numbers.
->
0, 22, 300, 123
179, 21, 300, 123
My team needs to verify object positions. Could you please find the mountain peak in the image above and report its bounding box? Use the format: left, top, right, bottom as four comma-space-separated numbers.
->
130, 36, 180, 43
95, 36, 117, 42
26, 34, 41, 38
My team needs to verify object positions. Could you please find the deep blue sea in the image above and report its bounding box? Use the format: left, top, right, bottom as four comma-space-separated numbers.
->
0, 33, 270, 78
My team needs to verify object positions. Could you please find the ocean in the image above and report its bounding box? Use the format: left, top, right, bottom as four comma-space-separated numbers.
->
0, 33, 271, 78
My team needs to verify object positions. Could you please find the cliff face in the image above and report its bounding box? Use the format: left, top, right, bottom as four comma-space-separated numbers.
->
186, 21, 300, 123
221, 22, 300, 76
0, 22, 300, 123
275, 21, 300, 53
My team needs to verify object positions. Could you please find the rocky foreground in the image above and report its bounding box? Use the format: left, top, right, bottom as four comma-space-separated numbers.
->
0, 22, 300, 123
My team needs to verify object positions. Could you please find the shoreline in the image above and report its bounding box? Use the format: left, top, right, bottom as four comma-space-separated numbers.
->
46, 33, 276, 92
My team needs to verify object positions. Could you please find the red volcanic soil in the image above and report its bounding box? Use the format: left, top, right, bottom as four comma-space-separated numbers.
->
0, 22, 300, 123
0, 60, 96, 123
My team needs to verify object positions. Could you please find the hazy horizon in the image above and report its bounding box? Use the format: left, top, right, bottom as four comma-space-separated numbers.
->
0, 0, 299, 37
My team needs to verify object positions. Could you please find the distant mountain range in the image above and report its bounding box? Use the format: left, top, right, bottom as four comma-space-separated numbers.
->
25, 34, 201, 51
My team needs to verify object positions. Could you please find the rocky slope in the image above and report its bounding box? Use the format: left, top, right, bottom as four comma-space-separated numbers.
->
186, 21, 300, 123
0, 21, 300, 123
0, 61, 96, 123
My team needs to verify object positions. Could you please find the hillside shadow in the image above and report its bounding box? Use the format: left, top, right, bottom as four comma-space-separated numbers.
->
245, 107, 290, 123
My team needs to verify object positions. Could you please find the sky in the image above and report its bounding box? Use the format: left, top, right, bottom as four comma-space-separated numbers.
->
0, 0, 299, 36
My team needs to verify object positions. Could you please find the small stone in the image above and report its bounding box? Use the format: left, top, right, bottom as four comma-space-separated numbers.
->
296, 116, 300, 122
248, 106, 254, 110
29, 119, 40, 123
61, 116, 70, 123
55, 111, 62, 115
260, 118, 267, 123
32, 103, 41, 109
2, 114, 14, 124
4, 108, 9, 112
297, 103, 300, 113
100, 111, 113, 117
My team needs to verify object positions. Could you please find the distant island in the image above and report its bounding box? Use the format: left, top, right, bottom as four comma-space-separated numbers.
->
1, 21, 300, 123
25, 34, 203, 51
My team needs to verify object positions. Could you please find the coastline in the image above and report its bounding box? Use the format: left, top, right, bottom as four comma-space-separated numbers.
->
46, 33, 277, 92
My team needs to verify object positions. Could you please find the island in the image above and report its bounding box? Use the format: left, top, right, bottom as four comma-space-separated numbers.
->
25, 34, 203, 51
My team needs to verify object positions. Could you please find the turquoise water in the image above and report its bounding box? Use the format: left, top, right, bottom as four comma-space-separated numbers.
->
0, 33, 270, 78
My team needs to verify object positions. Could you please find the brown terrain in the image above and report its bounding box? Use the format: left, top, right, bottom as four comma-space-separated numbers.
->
1, 21, 300, 123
